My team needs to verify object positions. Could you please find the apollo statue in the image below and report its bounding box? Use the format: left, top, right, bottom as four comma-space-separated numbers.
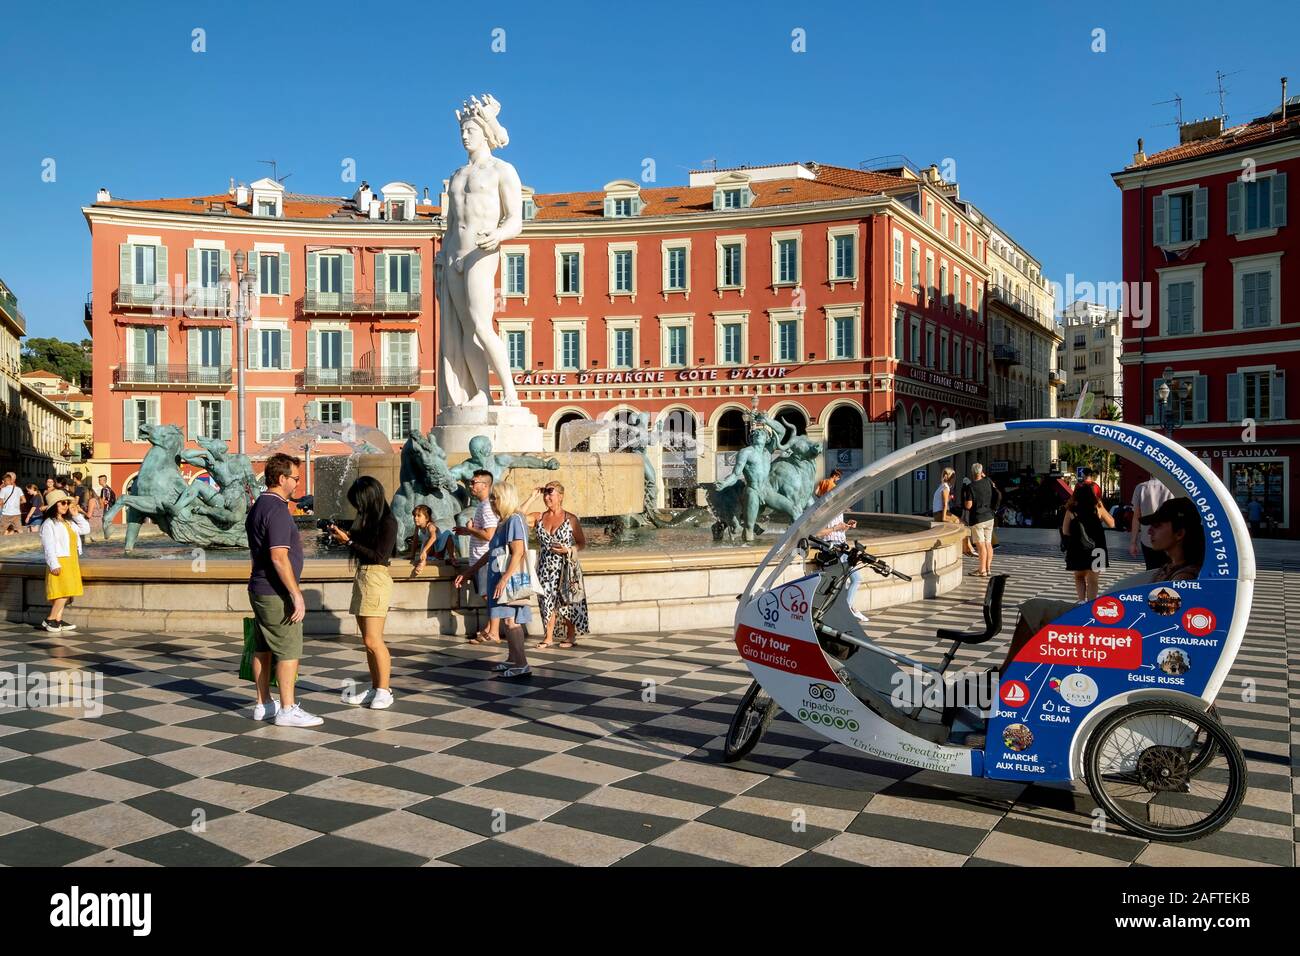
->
437, 94, 522, 409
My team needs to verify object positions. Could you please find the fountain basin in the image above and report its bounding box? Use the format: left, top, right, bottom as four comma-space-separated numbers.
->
0, 515, 964, 637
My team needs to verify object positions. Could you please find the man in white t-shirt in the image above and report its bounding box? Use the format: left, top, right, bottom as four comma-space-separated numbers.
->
0, 472, 23, 534
454, 469, 500, 643
1129, 474, 1173, 570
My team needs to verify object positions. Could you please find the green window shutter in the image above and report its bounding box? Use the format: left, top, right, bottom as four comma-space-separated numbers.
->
1193, 187, 1208, 240
306, 329, 318, 369
341, 400, 353, 423
221, 400, 233, 440
156, 244, 169, 292
279, 252, 290, 295
603, 197, 615, 218
1271, 172, 1287, 227
280, 329, 291, 369
130, 328, 145, 366
188, 328, 200, 366
740, 187, 753, 208
119, 243, 133, 289
342, 330, 354, 368
377, 400, 390, 439
156, 329, 168, 367
712, 188, 723, 211
410, 401, 422, 435
220, 250, 231, 281
187, 399, 200, 440
342, 254, 355, 295
304, 400, 319, 422
410, 252, 422, 297
307, 252, 318, 293
145, 398, 160, 427
247, 328, 261, 369
1193, 374, 1208, 423
631, 197, 643, 216
1258, 271, 1272, 324
187, 248, 198, 286
1226, 373, 1243, 422
1271, 370, 1286, 419
1227, 182, 1242, 235
220, 327, 232, 369
122, 399, 135, 441
376, 253, 388, 294
1152, 195, 1166, 245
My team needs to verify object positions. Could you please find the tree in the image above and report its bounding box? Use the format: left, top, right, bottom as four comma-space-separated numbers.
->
20, 337, 91, 386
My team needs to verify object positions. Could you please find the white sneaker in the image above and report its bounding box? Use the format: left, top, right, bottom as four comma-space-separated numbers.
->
341, 685, 375, 706
252, 698, 280, 721
58, 620, 77, 631
369, 688, 394, 710
274, 704, 323, 728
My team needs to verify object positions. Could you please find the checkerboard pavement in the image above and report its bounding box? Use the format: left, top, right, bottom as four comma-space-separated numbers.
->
0, 539, 1294, 867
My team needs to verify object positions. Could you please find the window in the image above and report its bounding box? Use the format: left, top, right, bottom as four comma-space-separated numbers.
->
505, 253, 526, 296
666, 246, 687, 291
612, 197, 633, 217
134, 245, 156, 286
1229, 172, 1288, 235
522, 197, 537, 220
129, 327, 161, 370
666, 325, 687, 367
939, 331, 950, 372
199, 399, 224, 440
977, 346, 985, 383
1074, 332, 1087, 349
500, 330, 524, 371
1244, 371, 1273, 420
1091, 349, 1102, 366
1238, 266, 1277, 328
123, 397, 159, 441
965, 277, 973, 315
259, 328, 282, 369
1244, 178, 1272, 232
721, 242, 743, 287
1164, 280, 1196, 334
925, 326, 936, 368
776, 238, 798, 285
257, 399, 283, 443
721, 323, 742, 364
777, 320, 798, 362
197, 328, 221, 367
910, 317, 921, 364
318, 254, 343, 293
965, 343, 973, 379
892, 232, 904, 284
833, 233, 856, 280
389, 200, 407, 220
387, 253, 412, 294
893, 309, 905, 360
612, 327, 634, 368
319, 330, 343, 369
721, 189, 743, 209
560, 329, 581, 370
612, 249, 634, 294
385, 331, 414, 369
926, 253, 935, 299
389, 401, 414, 442
926, 198, 935, 225
258, 253, 281, 295
1168, 191, 1195, 243
940, 210, 948, 237
1074, 355, 1087, 373
1228, 369, 1286, 422
910, 244, 921, 289
199, 249, 221, 287
317, 401, 343, 424
939, 263, 948, 305
560, 252, 581, 295
832, 316, 854, 359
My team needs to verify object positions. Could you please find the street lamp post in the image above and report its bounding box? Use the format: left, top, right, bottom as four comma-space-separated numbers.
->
1157, 365, 1189, 441
221, 252, 258, 455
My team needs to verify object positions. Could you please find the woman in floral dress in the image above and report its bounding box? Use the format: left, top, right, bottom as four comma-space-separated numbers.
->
531, 481, 589, 648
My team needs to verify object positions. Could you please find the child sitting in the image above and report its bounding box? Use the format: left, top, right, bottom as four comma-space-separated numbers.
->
410, 504, 457, 574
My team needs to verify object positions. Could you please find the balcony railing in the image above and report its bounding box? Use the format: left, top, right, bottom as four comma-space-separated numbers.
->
114, 284, 230, 312
988, 284, 1048, 323
301, 291, 422, 315
1048, 369, 1067, 386
113, 364, 233, 388
299, 365, 420, 391
992, 343, 1023, 365
993, 403, 1022, 421
0, 285, 25, 334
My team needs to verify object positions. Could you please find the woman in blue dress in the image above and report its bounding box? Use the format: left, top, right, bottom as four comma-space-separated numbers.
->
455, 481, 542, 679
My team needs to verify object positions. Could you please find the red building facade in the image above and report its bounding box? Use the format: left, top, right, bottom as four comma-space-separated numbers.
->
1113, 108, 1300, 536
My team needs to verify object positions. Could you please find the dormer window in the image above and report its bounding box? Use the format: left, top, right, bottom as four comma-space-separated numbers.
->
389, 200, 407, 220
710, 172, 755, 211
602, 180, 643, 218
257, 200, 276, 217
249, 177, 284, 218
378, 182, 418, 222
521, 186, 538, 221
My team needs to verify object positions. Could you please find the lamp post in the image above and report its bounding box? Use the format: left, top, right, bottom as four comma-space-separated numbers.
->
1158, 365, 1190, 441
221, 251, 257, 455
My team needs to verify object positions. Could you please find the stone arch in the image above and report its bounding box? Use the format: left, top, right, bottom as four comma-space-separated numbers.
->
715, 408, 748, 451
771, 403, 808, 436
707, 402, 752, 431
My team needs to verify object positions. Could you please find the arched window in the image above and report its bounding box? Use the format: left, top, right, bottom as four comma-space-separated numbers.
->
554, 412, 589, 452
610, 409, 645, 453
659, 409, 697, 453
716, 409, 747, 451
773, 405, 808, 437
827, 405, 863, 449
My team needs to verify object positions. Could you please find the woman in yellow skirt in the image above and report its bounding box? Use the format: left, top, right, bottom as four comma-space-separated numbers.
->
39, 490, 90, 632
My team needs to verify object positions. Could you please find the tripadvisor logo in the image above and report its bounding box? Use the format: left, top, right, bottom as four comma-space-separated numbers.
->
797, 707, 860, 733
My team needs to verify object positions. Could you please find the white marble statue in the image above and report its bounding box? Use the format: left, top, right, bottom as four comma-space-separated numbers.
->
437, 94, 522, 409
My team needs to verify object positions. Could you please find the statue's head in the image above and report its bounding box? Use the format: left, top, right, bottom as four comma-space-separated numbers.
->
456, 94, 508, 152
467, 435, 492, 459
196, 435, 227, 458
751, 428, 770, 449
141, 422, 184, 451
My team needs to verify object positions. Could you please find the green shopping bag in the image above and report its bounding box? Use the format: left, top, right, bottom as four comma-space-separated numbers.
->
239, 618, 280, 687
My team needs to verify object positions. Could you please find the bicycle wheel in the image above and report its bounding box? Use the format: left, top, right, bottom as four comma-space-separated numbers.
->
1084, 698, 1246, 842
724, 680, 778, 763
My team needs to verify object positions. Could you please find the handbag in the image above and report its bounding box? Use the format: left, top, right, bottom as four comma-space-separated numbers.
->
492, 541, 538, 606
558, 553, 586, 605
239, 618, 279, 686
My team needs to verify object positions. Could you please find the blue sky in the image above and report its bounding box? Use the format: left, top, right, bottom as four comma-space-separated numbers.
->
1, 0, 1297, 341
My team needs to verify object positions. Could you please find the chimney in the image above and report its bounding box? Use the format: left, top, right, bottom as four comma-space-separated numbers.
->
440, 178, 450, 213
423, 186, 430, 205
926, 164, 941, 184
1284, 77, 1290, 121
355, 181, 373, 211
368, 198, 381, 219
235, 182, 250, 206
95, 187, 111, 203
1132, 137, 1147, 165
1179, 116, 1224, 144
228, 177, 236, 196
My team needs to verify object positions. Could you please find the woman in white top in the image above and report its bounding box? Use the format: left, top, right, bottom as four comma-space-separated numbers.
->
39, 490, 91, 632
932, 467, 958, 524
813, 473, 867, 623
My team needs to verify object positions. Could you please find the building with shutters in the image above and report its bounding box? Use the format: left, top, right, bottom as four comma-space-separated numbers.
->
0, 277, 25, 470
19, 370, 94, 467
1057, 300, 1123, 419
83, 178, 436, 496
1113, 98, 1299, 537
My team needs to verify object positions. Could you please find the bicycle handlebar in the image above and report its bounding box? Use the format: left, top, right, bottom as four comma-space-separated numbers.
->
800, 537, 913, 582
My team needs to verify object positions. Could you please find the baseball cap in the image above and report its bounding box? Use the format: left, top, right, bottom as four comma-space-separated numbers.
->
1139, 497, 1198, 530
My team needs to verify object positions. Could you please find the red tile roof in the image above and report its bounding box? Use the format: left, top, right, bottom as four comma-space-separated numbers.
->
1131, 113, 1300, 170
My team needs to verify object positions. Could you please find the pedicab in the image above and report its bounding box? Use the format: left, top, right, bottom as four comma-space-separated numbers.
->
725, 419, 1250, 841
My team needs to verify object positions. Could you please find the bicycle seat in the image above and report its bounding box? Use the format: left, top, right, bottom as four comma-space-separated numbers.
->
936, 574, 1008, 672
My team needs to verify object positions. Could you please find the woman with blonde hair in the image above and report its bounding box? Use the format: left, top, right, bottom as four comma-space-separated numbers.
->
933, 467, 959, 524
455, 481, 542, 678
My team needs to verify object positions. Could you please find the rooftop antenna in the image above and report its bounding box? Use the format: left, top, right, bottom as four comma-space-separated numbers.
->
1207, 69, 1242, 122
700, 157, 718, 171
258, 159, 293, 185
1153, 93, 1184, 128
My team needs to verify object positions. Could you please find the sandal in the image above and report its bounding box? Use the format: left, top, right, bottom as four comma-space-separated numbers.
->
535, 640, 556, 649
499, 666, 532, 679
491, 661, 513, 671
556, 640, 576, 649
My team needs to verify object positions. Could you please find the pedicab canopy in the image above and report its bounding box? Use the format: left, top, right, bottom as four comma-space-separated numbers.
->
738, 419, 1253, 783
